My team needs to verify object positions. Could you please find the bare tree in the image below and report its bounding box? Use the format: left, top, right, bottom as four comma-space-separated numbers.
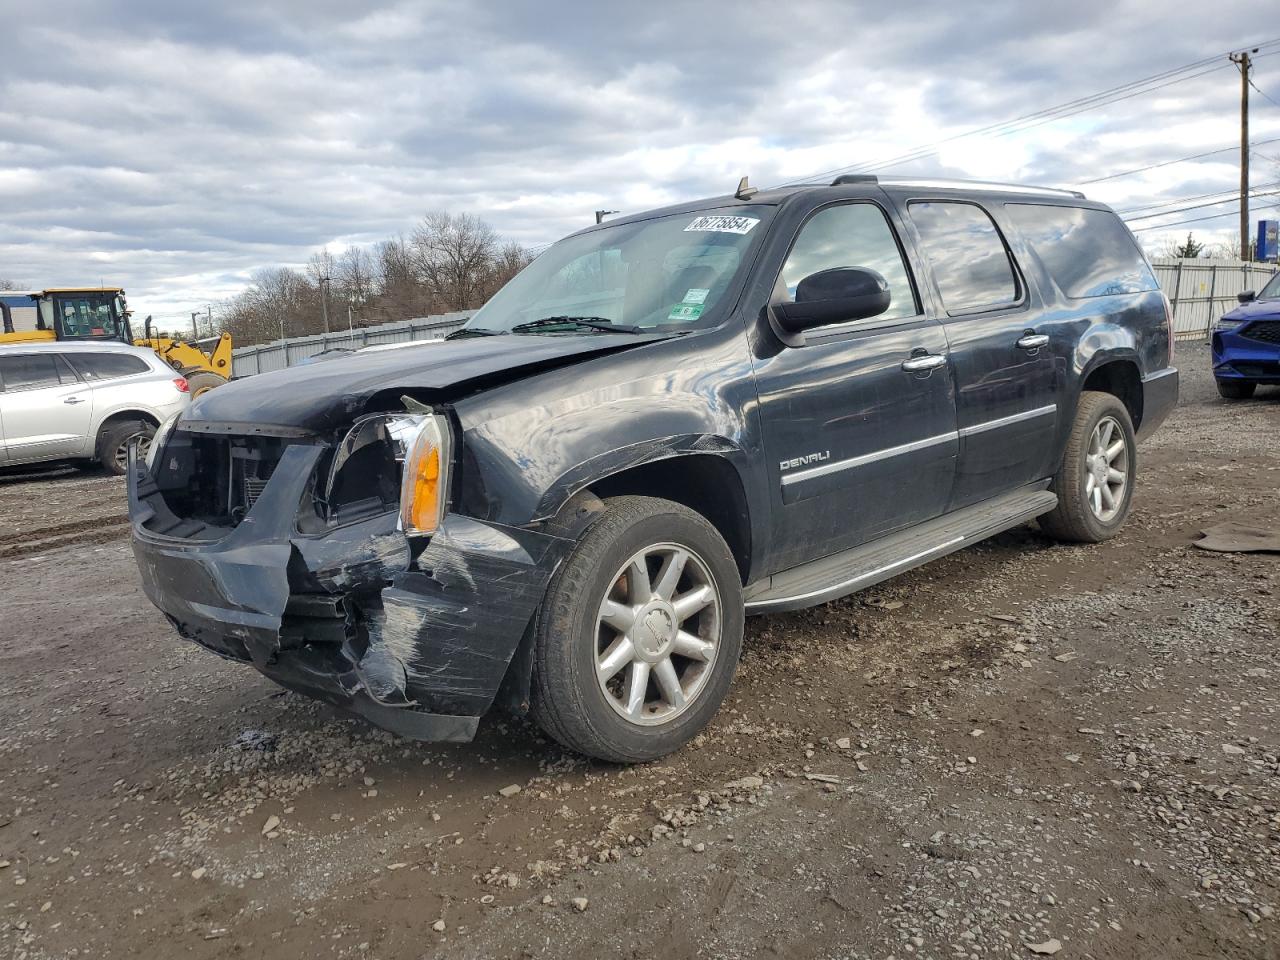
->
0, 279, 24, 291
412, 211, 500, 311
337, 245, 375, 308
217, 212, 530, 345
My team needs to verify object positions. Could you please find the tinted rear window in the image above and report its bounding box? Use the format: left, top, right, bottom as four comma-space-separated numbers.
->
69, 352, 150, 380
1004, 204, 1158, 299
907, 201, 1021, 314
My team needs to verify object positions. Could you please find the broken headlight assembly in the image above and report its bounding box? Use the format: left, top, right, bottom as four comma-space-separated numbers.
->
322, 410, 452, 534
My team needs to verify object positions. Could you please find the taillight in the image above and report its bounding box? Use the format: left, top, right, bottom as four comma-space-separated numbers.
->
1160, 292, 1175, 364
173, 377, 190, 393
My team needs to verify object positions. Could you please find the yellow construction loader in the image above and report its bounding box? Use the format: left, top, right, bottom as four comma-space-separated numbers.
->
0, 287, 233, 396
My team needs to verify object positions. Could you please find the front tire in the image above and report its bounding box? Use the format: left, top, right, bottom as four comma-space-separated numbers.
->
530, 496, 744, 763
1038, 391, 1136, 544
1216, 379, 1256, 400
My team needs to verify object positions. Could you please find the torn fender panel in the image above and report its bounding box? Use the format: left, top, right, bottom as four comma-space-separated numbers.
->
355, 515, 574, 716
529, 433, 741, 520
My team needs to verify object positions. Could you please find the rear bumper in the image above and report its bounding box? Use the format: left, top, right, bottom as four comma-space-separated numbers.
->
128, 444, 569, 742
1137, 366, 1179, 442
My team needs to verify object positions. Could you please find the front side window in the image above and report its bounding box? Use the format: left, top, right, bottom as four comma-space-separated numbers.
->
0, 355, 64, 392
908, 201, 1020, 314
780, 202, 918, 321
465, 206, 771, 334
69, 352, 150, 381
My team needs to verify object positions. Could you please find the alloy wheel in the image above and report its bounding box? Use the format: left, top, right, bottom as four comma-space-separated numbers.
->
114, 433, 151, 473
594, 542, 722, 726
1084, 415, 1127, 522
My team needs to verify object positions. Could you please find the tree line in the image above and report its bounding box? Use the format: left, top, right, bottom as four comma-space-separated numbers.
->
211, 211, 533, 346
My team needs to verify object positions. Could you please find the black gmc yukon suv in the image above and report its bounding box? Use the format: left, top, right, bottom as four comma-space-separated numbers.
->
130, 176, 1178, 762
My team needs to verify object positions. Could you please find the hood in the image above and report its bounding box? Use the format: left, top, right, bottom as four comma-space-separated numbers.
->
1221, 297, 1280, 323
187, 333, 657, 433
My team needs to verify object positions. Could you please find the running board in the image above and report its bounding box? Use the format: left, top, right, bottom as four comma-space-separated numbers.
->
743, 485, 1057, 614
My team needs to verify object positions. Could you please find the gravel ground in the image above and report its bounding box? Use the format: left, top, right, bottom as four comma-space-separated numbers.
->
0, 344, 1276, 960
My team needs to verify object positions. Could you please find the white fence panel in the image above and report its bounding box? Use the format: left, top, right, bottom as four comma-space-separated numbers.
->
231, 311, 471, 377
1150, 258, 1278, 341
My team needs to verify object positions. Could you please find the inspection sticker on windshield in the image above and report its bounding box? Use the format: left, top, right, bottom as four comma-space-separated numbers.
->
682, 288, 709, 304
684, 215, 759, 235
668, 302, 705, 321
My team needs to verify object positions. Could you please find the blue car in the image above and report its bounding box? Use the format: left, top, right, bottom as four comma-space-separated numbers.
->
1213, 274, 1280, 399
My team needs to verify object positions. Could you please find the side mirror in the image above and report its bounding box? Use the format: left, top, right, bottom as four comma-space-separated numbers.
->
773, 267, 891, 333
1238, 290, 1257, 304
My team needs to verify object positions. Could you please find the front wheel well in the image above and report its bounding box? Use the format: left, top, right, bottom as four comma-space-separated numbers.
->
1080, 360, 1143, 430
585, 454, 752, 583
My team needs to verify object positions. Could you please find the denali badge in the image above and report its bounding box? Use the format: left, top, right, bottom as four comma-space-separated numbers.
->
780, 451, 831, 471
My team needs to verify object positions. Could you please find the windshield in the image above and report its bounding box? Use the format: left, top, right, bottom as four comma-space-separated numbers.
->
465, 205, 771, 334
54, 294, 129, 340
1258, 271, 1280, 300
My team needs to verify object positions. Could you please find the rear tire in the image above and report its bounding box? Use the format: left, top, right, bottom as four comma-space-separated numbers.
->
1038, 391, 1136, 544
183, 370, 228, 398
1216, 379, 1256, 400
97, 420, 155, 477
530, 496, 744, 763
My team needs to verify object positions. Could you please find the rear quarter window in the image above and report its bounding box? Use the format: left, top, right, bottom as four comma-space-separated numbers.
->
68, 352, 151, 381
1004, 204, 1157, 299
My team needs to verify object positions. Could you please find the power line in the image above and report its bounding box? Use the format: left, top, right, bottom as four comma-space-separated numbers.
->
1127, 192, 1280, 232
1117, 179, 1280, 216
1124, 188, 1280, 223
1249, 76, 1280, 109
1077, 136, 1280, 184
777, 40, 1280, 186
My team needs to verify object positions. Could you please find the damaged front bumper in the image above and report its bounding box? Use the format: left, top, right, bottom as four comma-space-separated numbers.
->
128, 443, 570, 742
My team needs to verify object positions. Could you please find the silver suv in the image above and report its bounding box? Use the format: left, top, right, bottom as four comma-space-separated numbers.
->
0, 342, 190, 475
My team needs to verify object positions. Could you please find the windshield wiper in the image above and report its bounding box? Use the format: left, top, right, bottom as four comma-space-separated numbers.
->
510, 316, 642, 335
445, 327, 505, 340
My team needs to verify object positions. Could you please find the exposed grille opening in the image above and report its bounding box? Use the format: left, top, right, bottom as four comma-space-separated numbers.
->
154, 430, 303, 530
1242, 320, 1280, 345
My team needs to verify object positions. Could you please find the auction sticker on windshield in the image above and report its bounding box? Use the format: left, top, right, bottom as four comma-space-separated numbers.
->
684, 215, 760, 235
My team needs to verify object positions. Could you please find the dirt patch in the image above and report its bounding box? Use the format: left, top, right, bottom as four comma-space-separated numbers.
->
0, 346, 1277, 959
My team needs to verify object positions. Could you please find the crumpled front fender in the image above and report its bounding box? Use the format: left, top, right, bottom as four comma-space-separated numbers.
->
128, 442, 577, 740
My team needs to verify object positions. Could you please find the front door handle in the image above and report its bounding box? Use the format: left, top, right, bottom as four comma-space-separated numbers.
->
63, 396, 86, 405
1017, 333, 1049, 350
901, 353, 947, 373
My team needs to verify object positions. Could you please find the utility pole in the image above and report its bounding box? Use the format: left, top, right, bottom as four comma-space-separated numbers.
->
190, 311, 200, 340
318, 276, 331, 333
594, 209, 617, 225
1230, 48, 1258, 261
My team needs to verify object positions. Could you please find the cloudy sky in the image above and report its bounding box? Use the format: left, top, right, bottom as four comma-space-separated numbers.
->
1, 0, 1277, 325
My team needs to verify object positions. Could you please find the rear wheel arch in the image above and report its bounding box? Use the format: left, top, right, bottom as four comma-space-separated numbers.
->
1078, 358, 1143, 431
94, 411, 160, 473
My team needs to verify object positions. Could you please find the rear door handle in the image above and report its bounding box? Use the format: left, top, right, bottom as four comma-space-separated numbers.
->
901, 354, 947, 372
63, 396, 86, 405
1016, 333, 1049, 350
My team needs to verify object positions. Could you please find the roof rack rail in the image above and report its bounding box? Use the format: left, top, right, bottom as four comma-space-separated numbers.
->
875, 177, 1086, 200
831, 174, 878, 185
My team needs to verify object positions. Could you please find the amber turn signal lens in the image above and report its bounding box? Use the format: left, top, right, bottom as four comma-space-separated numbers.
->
399, 416, 450, 535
